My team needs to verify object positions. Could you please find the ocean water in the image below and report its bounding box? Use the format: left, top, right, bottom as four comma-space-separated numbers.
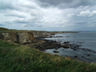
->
46, 32, 96, 50
45, 32, 96, 62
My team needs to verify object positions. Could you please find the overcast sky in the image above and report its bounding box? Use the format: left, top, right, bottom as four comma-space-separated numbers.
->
0, 0, 96, 31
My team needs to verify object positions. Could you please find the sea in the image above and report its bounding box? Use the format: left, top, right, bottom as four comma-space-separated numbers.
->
45, 32, 96, 62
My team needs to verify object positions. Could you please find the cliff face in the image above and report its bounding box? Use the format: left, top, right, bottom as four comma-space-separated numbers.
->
0, 32, 34, 44
32, 31, 54, 38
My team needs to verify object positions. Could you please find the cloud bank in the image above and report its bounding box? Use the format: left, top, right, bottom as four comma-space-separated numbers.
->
0, 0, 96, 31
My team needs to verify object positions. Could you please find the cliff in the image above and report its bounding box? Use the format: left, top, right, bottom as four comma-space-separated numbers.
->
0, 27, 79, 51
0, 31, 67, 51
0, 32, 34, 44
0, 27, 78, 38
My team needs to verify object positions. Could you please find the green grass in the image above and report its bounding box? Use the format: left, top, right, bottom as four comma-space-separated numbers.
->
0, 40, 96, 72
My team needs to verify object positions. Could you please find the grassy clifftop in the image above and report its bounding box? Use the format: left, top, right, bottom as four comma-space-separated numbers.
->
0, 40, 96, 72
0, 27, 8, 31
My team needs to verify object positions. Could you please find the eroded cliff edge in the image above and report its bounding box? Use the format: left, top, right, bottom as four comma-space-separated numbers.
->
0, 31, 63, 51
0, 27, 79, 51
0, 32, 34, 44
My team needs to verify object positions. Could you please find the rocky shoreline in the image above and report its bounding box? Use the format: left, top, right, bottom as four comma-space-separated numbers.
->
29, 38, 96, 63
1, 29, 96, 62
30, 39, 82, 51
0, 31, 79, 51
0, 31, 95, 52
44, 39, 96, 63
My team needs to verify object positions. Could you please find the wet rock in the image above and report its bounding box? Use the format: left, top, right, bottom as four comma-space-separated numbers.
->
53, 50, 59, 53
74, 56, 78, 58
64, 41, 70, 44
73, 48, 77, 51
87, 54, 90, 56
61, 42, 70, 48
29, 40, 62, 51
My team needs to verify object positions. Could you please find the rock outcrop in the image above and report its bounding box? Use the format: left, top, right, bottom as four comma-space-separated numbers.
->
17, 32, 34, 44
0, 32, 34, 44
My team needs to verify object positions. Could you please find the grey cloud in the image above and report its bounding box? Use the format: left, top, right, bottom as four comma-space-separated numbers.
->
14, 20, 29, 24
0, 24, 4, 26
0, 5, 13, 10
76, 21, 88, 25
0, 0, 14, 10
5, 15, 25, 18
0, 0, 96, 31
37, 0, 96, 8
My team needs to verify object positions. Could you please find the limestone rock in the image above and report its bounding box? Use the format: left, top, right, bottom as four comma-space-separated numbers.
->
1, 32, 17, 42
0, 32, 34, 44
17, 32, 34, 44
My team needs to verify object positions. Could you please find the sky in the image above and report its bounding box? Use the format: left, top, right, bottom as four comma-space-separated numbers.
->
0, 0, 96, 31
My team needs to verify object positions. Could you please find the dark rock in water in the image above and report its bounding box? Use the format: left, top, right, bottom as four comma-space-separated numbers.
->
63, 41, 70, 44
74, 56, 78, 58
61, 42, 71, 48
62, 45, 70, 48
53, 50, 59, 53
81, 56, 84, 58
61, 41, 81, 49
87, 54, 90, 56
73, 48, 77, 51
